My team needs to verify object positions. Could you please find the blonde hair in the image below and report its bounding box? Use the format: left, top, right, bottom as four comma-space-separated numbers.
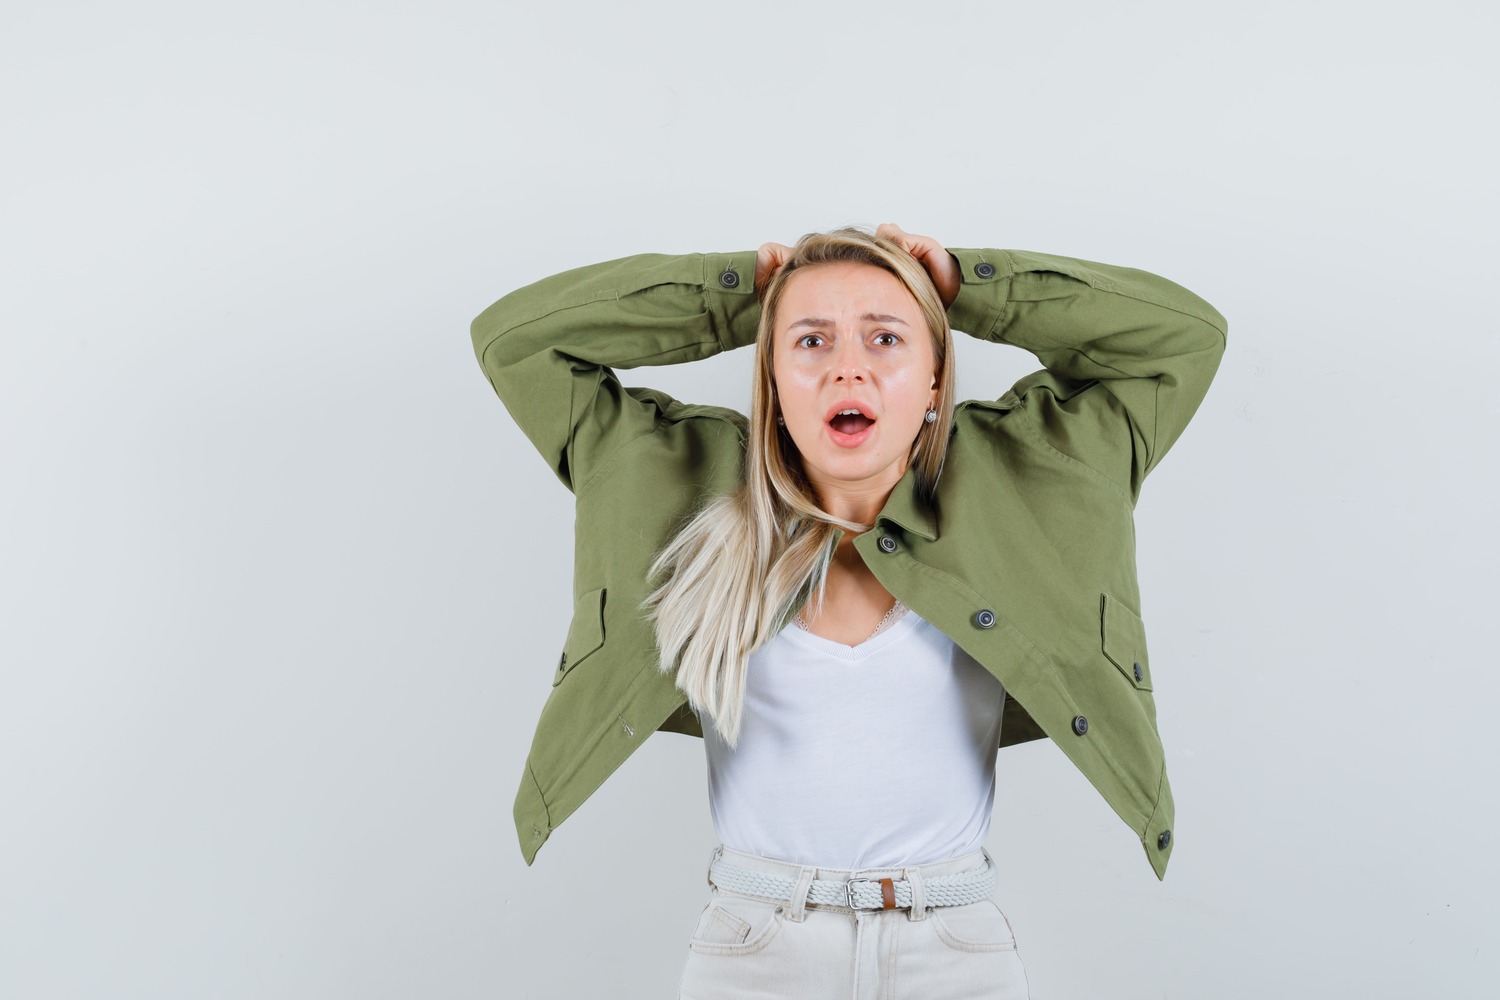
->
641, 226, 958, 747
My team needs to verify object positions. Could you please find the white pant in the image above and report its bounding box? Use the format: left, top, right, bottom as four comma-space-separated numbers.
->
677, 844, 1030, 1000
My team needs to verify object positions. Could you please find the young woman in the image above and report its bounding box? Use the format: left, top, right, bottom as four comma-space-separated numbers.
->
470, 223, 1227, 998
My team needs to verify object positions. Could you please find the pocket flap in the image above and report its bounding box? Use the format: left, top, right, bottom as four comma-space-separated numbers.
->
1100, 591, 1152, 691
554, 587, 606, 686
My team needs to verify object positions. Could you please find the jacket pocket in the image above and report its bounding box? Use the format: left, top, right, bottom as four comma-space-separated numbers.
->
554, 587, 606, 686
1100, 590, 1152, 691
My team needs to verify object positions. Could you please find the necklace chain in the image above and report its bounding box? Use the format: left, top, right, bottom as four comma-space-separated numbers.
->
794, 599, 907, 641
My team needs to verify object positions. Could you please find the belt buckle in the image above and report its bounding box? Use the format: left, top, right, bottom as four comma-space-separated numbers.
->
844, 877, 884, 910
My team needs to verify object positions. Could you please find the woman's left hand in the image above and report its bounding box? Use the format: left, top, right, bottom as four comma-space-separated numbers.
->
875, 223, 960, 309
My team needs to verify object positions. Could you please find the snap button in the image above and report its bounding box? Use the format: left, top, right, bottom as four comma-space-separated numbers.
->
973, 261, 996, 279
718, 269, 740, 289
973, 609, 995, 629
877, 535, 898, 553
1157, 829, 1172, 850
1072, 715, 1089, 736
1133, 661, 1143, 682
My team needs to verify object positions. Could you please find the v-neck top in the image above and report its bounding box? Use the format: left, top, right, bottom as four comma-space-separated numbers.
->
702, 610, 1006, 870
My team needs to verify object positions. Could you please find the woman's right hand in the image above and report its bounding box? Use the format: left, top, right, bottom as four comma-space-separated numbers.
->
755, 241, 793, 298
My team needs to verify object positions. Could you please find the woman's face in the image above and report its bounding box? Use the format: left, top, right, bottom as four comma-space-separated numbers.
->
771, 261, 937, 500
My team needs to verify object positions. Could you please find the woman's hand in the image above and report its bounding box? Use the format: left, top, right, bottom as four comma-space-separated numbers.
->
755, 241, 793, 298
758, 226, 960, 307
875, 223, 960, 309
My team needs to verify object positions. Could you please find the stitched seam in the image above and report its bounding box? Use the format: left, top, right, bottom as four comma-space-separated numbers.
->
525, 761, 551, 830
1149, 379, 1160, 473
1014, 399, 1134, 505
1007, 273, 1228, 339
573, 398, 745, 497
1142, 756, 1170, 839
475, 288, 630, 361
480, 319, 717, 374
527, 340, 720, 495
983, 268, 1011, 340
930, 908, 1019, 952
1019, 348, 1154, 476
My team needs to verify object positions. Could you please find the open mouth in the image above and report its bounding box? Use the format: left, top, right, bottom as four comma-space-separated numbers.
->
825, 403, 877, 447
829, 411, 875, 435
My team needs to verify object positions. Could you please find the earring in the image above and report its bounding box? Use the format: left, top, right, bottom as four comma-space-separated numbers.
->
924, 408, 937, 424
776, 414, 785, 426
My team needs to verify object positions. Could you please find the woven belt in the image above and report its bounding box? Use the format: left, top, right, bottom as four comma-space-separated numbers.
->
709, 850, 996, 911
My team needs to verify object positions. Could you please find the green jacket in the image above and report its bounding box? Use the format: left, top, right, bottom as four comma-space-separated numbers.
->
471, 246, 1227, 880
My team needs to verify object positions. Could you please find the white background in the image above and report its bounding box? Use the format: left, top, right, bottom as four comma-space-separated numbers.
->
3, 1, 1496, 997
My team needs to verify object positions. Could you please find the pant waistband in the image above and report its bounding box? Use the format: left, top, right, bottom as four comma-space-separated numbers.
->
705, 844, 996, 922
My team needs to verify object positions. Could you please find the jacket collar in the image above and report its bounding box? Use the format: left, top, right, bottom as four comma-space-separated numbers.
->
875, 465, 939, 542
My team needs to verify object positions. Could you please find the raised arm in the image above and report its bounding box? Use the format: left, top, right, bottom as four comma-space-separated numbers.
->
470, 250, 760, 493
878, 228, 1221, 511
943, 245, 1227, 502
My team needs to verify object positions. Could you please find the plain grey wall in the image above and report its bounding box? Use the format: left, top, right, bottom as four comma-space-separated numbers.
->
3, 1, 1495, 997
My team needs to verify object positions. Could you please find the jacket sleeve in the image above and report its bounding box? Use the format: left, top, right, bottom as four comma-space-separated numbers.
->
470, 250, 762, 493
945, 247, 1228, 503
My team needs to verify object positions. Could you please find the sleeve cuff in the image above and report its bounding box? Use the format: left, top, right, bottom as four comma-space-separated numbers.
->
703, 251, 761, 352
945, 248, 1014, 341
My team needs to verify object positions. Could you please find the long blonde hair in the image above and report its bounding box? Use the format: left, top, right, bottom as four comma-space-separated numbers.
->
641, 226, 957, 747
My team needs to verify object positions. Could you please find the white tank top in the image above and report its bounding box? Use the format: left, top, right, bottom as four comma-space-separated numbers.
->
703, 608, 1006, 870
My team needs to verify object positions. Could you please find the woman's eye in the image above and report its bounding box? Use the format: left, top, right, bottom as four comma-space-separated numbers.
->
874, 332, 899, 347
797, 334, 823, 349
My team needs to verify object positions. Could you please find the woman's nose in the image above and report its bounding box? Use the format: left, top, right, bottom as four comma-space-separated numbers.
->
830, 341, 868, 382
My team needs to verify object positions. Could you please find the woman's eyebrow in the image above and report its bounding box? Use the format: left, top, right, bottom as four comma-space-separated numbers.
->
788, 313, 910, 330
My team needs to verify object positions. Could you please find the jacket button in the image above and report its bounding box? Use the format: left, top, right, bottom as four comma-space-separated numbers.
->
877, 534, 898, 553
1133, 661, 1143, 682
974, 261, 996, 279
718, 269, 740, 289
1157, 829, 1172, 850
973, 609, 995, 629
1072, 715, 1089, 736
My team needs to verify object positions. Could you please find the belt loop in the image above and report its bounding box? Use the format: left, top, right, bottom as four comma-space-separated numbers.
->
905, 865, 928, 921
784, 865, 816, 923
706, 844, 723, 890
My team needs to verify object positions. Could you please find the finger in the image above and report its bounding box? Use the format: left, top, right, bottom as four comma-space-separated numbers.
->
908, 238, 945, 268
758, 243, 789, 275
902, 236, 941, 265
876, 226, 955, 299
759, 241, 791, 260
755, 242, 794, 294
876, 222, 935, 259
